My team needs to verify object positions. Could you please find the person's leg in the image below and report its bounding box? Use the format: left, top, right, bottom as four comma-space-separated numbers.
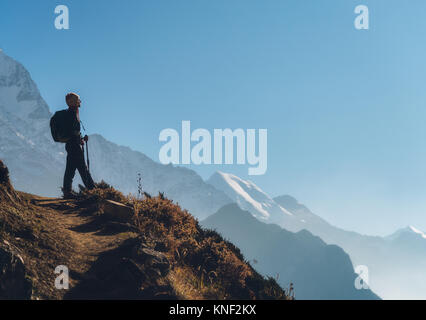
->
75, 146, 95, 190
63, 151, 77, 192
78, 164, 95, 190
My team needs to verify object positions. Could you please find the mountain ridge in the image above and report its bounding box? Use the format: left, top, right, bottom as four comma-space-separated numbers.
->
202, 203, 380, 300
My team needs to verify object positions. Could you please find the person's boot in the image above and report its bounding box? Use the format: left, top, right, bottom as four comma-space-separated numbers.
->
62, 188, 79, 199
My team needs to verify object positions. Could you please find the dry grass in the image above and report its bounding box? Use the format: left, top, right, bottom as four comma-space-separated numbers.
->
0, 190, 79, 299
128, 195, 289, 300
78, 180, 127, 203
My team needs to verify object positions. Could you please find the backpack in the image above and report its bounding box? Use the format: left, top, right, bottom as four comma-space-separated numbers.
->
50, 109, 73, 143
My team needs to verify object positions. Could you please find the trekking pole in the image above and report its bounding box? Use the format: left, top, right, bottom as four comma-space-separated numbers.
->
86, 140, 90, 173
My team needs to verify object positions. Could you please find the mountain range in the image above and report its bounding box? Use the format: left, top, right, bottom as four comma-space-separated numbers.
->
208, 171, 426, 299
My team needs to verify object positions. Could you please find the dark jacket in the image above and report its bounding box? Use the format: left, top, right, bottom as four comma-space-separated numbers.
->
65, 108, 82, 148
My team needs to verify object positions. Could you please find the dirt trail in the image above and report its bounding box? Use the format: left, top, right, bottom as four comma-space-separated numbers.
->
33, 197, 124, 254
27, 195, 138, 298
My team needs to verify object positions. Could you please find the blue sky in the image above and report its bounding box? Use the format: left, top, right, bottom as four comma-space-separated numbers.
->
2, 0, 426, 235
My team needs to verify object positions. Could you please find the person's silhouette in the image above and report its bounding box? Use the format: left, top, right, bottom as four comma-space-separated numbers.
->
62, 92, 95, 198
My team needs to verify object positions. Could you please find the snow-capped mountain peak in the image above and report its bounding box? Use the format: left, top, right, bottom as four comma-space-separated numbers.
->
208, 171, 298, 226
214, 171, 272, 219
387, 225, 426, 241
0, 51, 50, 121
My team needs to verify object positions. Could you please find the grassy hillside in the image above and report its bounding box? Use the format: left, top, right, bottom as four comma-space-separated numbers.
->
0, 160, 288, 300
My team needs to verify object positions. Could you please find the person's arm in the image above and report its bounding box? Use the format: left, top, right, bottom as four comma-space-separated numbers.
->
80, 135, 88, 145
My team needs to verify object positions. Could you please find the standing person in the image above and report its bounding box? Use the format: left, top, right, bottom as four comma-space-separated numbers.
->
62, 92, 95, 198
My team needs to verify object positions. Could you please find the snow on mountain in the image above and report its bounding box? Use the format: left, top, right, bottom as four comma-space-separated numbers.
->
0, 50, 51, 121
208, 171, 311, 230
387, 226, 426, 240
409, 226, 426, 239
0, 50, 231, 220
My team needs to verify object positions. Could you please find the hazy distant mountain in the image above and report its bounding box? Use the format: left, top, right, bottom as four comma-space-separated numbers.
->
0, 50, 232, 220
202, 203, 380, 300
208, 171, 426, 299
207, 171, 296, 226
385, 226, 426, 255
272, 196, 426, 299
